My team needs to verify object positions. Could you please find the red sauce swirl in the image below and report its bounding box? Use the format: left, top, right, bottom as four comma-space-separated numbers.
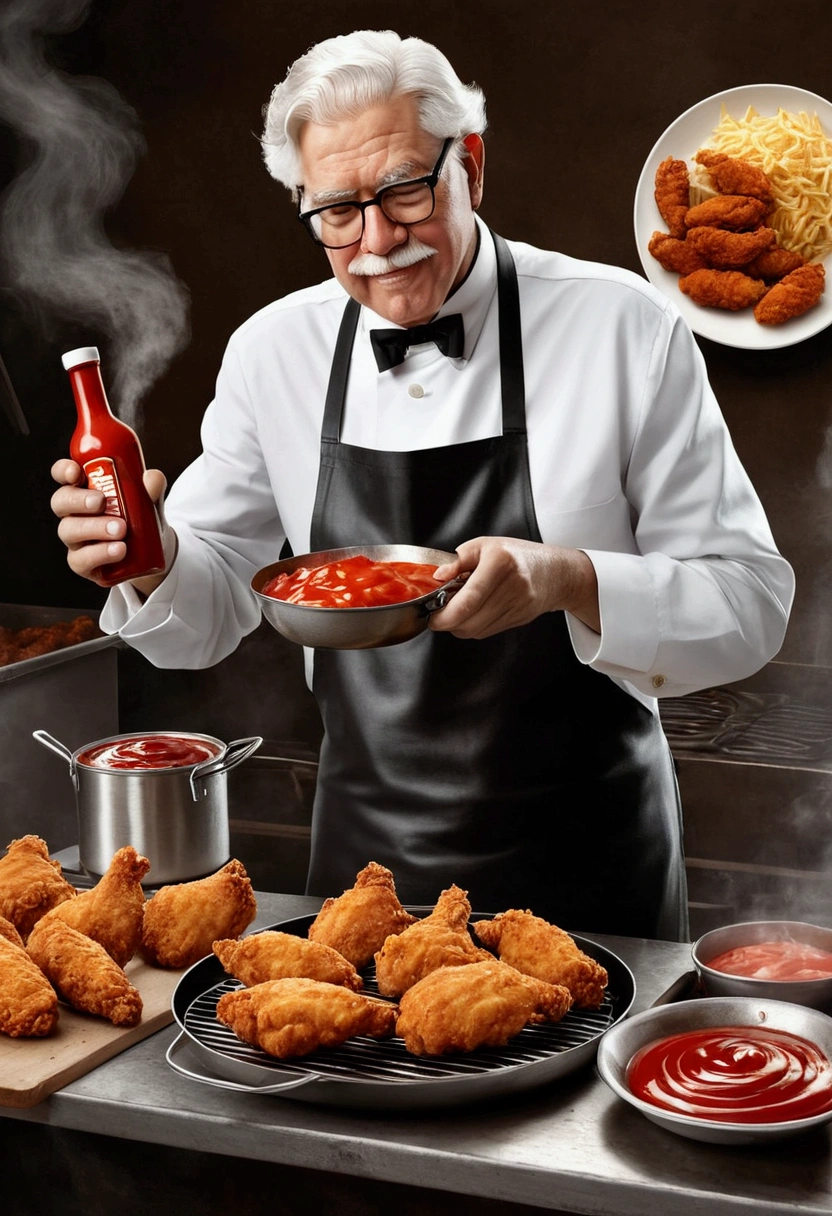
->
705, 940, 832, 981
262, 554, 440, 608
78, 735, 221, 770
627, 1025, 832, 1123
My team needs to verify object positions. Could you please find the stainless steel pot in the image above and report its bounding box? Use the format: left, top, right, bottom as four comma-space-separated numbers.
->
33, 729, 262, 884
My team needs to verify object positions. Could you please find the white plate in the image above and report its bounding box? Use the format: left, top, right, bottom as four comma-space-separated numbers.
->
634, 83, 832, 349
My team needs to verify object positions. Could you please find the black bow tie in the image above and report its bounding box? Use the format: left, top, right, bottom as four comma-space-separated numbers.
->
370, 313, 464, 372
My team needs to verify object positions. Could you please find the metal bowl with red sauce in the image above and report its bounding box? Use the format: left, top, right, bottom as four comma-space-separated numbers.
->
692, 920, 832, 1010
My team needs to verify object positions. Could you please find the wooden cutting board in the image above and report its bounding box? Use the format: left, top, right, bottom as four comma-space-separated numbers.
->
0, 957, 185, 1108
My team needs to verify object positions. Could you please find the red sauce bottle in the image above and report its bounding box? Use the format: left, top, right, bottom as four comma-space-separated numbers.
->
63, 346, 166, 586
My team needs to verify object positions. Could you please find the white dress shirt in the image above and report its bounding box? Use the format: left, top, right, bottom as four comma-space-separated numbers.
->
102, 215, 795, 709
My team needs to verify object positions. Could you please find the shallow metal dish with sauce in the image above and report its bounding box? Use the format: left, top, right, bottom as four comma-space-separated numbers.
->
692, 920, 832, 1010
597, 996, 832, 1144
251, 544, 461, 649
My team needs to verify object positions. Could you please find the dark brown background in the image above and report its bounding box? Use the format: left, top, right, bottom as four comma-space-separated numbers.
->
2, 0, 832, 924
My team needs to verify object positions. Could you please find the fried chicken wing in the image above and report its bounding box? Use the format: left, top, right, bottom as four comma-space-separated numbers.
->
694, 149, 774, 204
141, 859, 257, 969
307, 861, 417, 969
27, 918, 142, 1027
745, 246, 806, 281
654, 157, 691, 238
684, 225, 777, 267
684, 194, 769, 231
395, 959, 573, 1056
40, 845, 149, 967
472, 910, 608, 1009
374, 884, 492, 998
647, 231, 709, 276
753, 261, 826, 324
216, 977, 397, 1059
0, 835, 76, 939
213, 931, 363, 991
0, 935, 59, 1037
678, 268, 768, 310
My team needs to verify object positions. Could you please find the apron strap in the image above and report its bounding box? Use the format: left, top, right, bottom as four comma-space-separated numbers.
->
321, 296, 360, 444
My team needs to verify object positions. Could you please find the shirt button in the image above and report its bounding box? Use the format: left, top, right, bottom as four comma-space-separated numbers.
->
408, 384, 425, 399
651, 674, 667, 689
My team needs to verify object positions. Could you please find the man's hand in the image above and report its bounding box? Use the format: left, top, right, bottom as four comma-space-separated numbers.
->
50, 460, 176, 594
428, 537, 600, 639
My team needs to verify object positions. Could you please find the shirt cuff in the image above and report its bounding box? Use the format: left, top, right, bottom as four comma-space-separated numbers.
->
566, 548, 659, 673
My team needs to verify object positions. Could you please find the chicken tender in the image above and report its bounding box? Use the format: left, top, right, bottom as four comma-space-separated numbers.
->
0, 835, 76, 939
0, 935, 59, 1037
684, 225, 777, 267
684, 194, 769, 231
647, 231, 708, 276
216, 977, 397, 1059
753, 261, 826, 324
472, 909, 608, 1009
654, 157, 691, 238
40, 845, 149, 967
27, 918, 142, 1027
141, 859, 257, 969
679, 268, 768, 310
374, 884, 492, 998
308, 861, 417, 969
213, 931, 363, 990
694, 149, 774, 204
396, 960, 573, 1056
745, 246, 806, 281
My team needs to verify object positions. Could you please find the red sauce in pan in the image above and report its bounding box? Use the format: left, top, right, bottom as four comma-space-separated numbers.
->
78, 735, 221, 770
705, 941, 832, 981
262, 554, 440, 608
627, 1025, 832, 1123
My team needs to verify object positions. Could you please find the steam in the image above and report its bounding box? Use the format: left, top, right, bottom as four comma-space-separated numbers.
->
0, 0, 190, 427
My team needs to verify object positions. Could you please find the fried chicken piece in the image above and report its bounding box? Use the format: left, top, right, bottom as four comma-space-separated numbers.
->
678, 268, 768, 310
753, 261, 826, 325
684, 195, 769, 231
40, 845, 149, 967
307, 861, 417, 969
647, 231, 709, 275
141, 859, 257, 970
472, 909, 608, 1009
27, 918, 142, 1027
684, 225, 777, 267
374, 884, 492, 998
694, 149, 774, 204
0, 935, 59, 1037
654, 157, 691, 238
213, 931, 363, 991
745, 246, 806, 281
216, 977, 397, 1059
0, 913, 24, 948
396, 959, 573, 1056
0, 835, 76, 939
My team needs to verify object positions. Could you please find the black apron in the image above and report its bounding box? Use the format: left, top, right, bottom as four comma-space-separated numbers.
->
306, 229, 688, 941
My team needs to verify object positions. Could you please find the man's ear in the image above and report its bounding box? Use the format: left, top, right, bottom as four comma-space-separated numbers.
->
462, 133, 485, 210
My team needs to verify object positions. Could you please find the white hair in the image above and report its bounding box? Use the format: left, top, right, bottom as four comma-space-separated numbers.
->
261, 29, 487, 191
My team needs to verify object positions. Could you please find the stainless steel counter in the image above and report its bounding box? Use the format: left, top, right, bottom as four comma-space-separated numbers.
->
2, 892, 830, 1216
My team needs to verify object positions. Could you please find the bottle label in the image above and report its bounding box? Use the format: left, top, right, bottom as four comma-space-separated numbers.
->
84, 457, 125, 518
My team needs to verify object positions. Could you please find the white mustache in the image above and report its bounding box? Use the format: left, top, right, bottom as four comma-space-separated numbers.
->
348, 237, 437, 277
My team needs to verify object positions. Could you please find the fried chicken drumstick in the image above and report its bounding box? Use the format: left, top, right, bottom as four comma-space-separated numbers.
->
307, 861, 416, 969
213, 931, 363, 990
0, 935, 59, 1037
472, 909, 608, 1009
40, 845, 149, 966
374, 884, 492, 998
27, 918, 142, 1027
0, 835, 76, 939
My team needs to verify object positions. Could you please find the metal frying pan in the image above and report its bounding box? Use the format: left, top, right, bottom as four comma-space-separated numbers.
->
167, 912, 636, 1110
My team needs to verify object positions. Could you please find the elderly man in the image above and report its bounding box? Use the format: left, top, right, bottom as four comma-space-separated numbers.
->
51, 30, 794, 940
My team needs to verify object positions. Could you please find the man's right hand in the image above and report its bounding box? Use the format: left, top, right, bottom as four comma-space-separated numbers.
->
50, 460, 176, 595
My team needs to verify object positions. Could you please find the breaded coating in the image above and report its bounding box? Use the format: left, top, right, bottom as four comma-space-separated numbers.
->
308, 861, 417, 969
213, 931, 363, 991
0, 935, 59, 1037
374, 884, 492, 998
27, 918, 142, 1027
472, 909, 608, 1009
679, 268, 768, 310
40, 845, 149, 967
396, 960, 573, 1056
647, 231, 708, 276
694, 149, 774, 204
216, 977, 397, 1059
684, 225, 777, 267
141, 859, 257, 969
0, 913, 25, 949
654, 157, 691, 238
684, 194, 769, 231
0, 835, 76, 939
753, 261, 826, 325
745, 246, 806, 281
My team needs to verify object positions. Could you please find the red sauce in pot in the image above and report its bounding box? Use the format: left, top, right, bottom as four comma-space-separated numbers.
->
627, 1025, 832, 1123
262, 554, 441, 608
78, 735, 221, 770
705, 940, 832, 981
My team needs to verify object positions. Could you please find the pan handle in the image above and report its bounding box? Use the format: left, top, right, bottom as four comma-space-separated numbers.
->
189, 735, 263, 801
421, 576, 466, 617
32, 729, 79, 791
166, 1030, 318, 1094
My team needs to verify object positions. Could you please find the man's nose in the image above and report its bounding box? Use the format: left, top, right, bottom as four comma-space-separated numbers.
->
360, 203, 407, 253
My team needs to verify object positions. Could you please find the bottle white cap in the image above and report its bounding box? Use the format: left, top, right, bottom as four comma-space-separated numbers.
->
61, 346, 100, 370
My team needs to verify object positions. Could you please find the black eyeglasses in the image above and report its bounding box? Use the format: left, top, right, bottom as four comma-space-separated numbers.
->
297, 138, 454, 249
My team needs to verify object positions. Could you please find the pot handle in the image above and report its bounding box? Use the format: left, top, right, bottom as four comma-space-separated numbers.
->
166, 1029, 317, 1094
420, 575, 466, 617
189, 735, 264, 802
32, 729, 80, 791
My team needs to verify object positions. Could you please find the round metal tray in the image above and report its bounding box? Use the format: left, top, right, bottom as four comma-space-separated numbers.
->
167, 912, 636, 1110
